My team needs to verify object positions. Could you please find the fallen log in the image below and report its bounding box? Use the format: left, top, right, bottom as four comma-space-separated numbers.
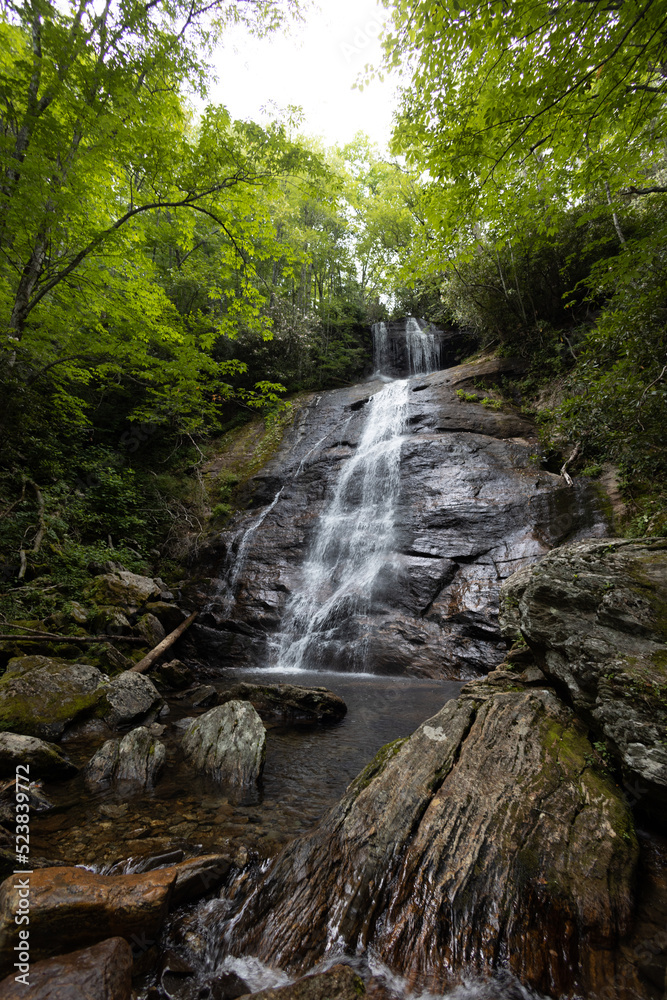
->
130, 611, 198, 674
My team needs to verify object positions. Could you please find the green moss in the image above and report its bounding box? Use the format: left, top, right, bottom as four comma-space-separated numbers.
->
348, 737, 409, 798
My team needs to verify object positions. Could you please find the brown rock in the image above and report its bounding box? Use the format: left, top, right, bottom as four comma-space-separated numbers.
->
0, 866, 175, 975
214, 678, 637, 998
237, 964, 364, 1000
0, 937, 132, 1000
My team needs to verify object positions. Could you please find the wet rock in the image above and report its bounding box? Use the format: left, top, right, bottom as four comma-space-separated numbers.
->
236, 964, 365, 1000
0, 657, 107, 738
102, 670, 163, 727
0, 936, 132, 1000
218, 683, 346, 724
0, 732, 78, 778
85, 727, 166, 789
168, 854, 232, 906
0, 865, 176, 974
210, 971, 251, 1000
182, 701, 265, 797
152, 659, 194, 690
135, 612, 167, 646
86, 571, 162, 610
218, 676, 638, 998
200, 363, 608, 678
187, 684, 218, 708
500, 537, 667, 821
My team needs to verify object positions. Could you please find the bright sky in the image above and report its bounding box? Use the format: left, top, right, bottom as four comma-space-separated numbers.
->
210, 0, 396, 149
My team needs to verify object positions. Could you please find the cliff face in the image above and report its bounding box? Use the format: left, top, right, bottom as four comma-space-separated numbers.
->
193, 360, 608, 678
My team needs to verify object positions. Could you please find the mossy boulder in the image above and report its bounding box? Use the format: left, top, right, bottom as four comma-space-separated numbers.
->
0, 732, 78, 778
500, 538, 667, 820
85, 571, 162, 610
134, 613, 166, 647
102, 671, 163, 727
0, 656, 108, 739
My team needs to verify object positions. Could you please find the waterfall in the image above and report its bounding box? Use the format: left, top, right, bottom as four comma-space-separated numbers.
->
372, 318, 440, 377
208, 488, 284, 616
372, 320, 391, 375
275, 379, 409, 672
405, 317, 439, 375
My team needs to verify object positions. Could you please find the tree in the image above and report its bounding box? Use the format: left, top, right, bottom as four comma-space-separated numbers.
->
0, 0, 300, 345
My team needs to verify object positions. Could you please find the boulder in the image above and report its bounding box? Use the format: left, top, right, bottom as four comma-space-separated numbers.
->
90, 606, 133, 636
85, 727, 166, 789
146, 602, 188, 632
151, 659, 194, 690
215, 675, 638, 998
500, 537, 667, 820
0, 732, 78, 779
168, 854, 232, 907
0, 657, 107, 738
86, 571, 162, 610
0, 865, 176, 974
134, 612, 167, 646
218, 683, 346, 724
0, 936, 132, 1000
102, 670, 162, 727
237, 964, 365, 1000
182, 701, 265, 798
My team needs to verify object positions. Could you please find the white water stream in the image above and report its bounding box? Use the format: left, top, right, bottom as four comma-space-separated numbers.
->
274, 319, 442, 673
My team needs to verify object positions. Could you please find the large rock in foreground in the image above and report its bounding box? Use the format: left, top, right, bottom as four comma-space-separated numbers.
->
207, 675, 638, 998
0, 657, 107, 738
218, 683, 346, 724
182, 701, 265, 800
500, 538, 667, 820
0, 937, 132, 1000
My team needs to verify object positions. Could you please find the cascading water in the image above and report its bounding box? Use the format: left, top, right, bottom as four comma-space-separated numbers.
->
405, 316, 439, 375
371, 320, 391, 375
275, 379, 409, 672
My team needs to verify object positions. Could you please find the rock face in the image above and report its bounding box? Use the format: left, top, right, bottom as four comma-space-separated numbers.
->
0, 732, 77, 778
0, 866, 175, 974
0, 657, 107, 738
205, 674, 638, 998
237, 964, 365, 1000
218, 683, 347, 724
85, 726, 166, 789
500, 538, 667, 822
0, 937, 133, 1000
182, 702, 265, 798
103, 670, 163, 727
197, 360, 608, 679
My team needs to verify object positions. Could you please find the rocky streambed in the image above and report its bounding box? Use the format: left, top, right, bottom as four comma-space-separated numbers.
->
0, 347, 665, 1000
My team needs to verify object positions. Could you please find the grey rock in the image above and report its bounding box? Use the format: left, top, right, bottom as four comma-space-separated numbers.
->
134, 612, 167, 646
0, 732, 78, 779
218, 682, 346, 724
182, 701, 265, 797
145, 602, 188, 632
85, 727, 165, 789
216, 676, 637, 998
103, 671, 163, 727
151, 659, 194, 690
500, 537, 667, 819
197, 363, 608, 678
0, 657, 107, 738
